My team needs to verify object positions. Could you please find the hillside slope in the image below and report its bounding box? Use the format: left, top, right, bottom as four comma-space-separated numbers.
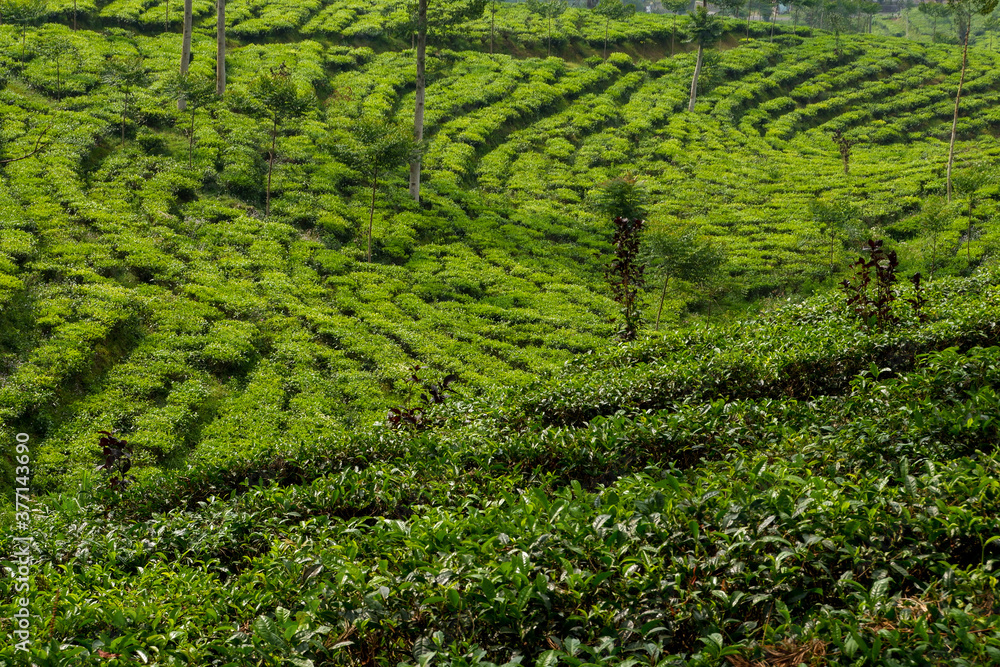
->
2, 6, 1000, 663
2, 267, 1000, 665
3, 9, 1000, 501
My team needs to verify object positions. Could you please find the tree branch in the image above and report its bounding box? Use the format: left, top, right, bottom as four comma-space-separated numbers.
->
0, 120, 55, 165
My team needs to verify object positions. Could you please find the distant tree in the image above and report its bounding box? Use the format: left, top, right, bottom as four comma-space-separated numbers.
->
902, 0, 915, 37
662, 0, 688, 54
38, 33, 78, 102
408, 0, 487, 203
410, 0, 428, 203
250, 63, 313, 216
945, 0, 998, 203
686, 6, 724, 112
527, 0, 568, 56
952, 165, 991, 265
859, 1, 879, 33
985, 11, 1000, 49
3, 0, 47, 62
163, 72, 215, 167
810, 196, 858, 277
642, 219, 726, 330
216, 0, 226, 95
178, 0, 193, 110
831, 128, 856, 174
488, 0, 500, 54
918, 196, 954, 278
716, 0, 743, 17
102, 54, 149, 142
918, 0, 951, 41
336, 115, 418, 263
594, 0, 635, 58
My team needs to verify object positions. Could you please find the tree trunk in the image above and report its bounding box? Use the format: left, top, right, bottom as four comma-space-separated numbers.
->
672, 15, 676, 55
189, 106, 196, 167
368, 167, 379, 263
655, 275, 670, 330
490, 3, 496, 54
217, 0, 226, 96
179, 0, 193, 111
409, 0, 427, 202
74, 0, 77, 30
688, 44, 703, 112
967, 197, 974, 264
604, 18, 609, 59
946, 23, 970, 203
770, 3, 777, 41
547, 15, 552, 57
266, 117, 277, 216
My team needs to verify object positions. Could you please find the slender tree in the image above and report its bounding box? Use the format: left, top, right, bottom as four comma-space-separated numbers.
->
178, 0, 193, 111
38, 33, 77, 102
337, 116, 418, 263
408, 0, 485, 202
102, 54, 150, 143
163, 72, 216, 167
527, 0, 568, 57
409, 0, 428, 203
686, 6, 724, 112
953, 166, 990, 264
3, 0, 48, 62
216, 0, 226, 95
251, 63, 313, 216
810, 196, 857, 277
642, 219, 726, 330
663, 0, 688, 54
489, 0, 499, 54
945, 0, 998, 202
594, 0, 635, 59
918, 196, 953, 278
918, 1, 952, 42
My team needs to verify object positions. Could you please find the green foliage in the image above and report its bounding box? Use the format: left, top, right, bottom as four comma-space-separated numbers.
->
3, 12, 1000, 667
589, 172, 648, 222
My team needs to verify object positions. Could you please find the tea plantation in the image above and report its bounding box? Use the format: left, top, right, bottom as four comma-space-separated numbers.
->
1, 0, 1000, 664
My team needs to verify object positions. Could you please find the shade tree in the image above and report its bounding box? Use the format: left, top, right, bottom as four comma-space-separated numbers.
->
661, 0, 688, 55
2, 0, 48, 62
179, 0, 193, 110
335, 115, 418, 263
37, 32, 78, 102
945, 0, 998, 203
810, 196, 859, 277
249, 63, 314, 216
686, 6, 724, 112
527, 0, 568, 57
408, 0, 486, 203
101, 54, 150, 143
594, 0, 635, 59
952, 164, 993, 265
642, 218, 726, 330
162, 71, 217, 167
